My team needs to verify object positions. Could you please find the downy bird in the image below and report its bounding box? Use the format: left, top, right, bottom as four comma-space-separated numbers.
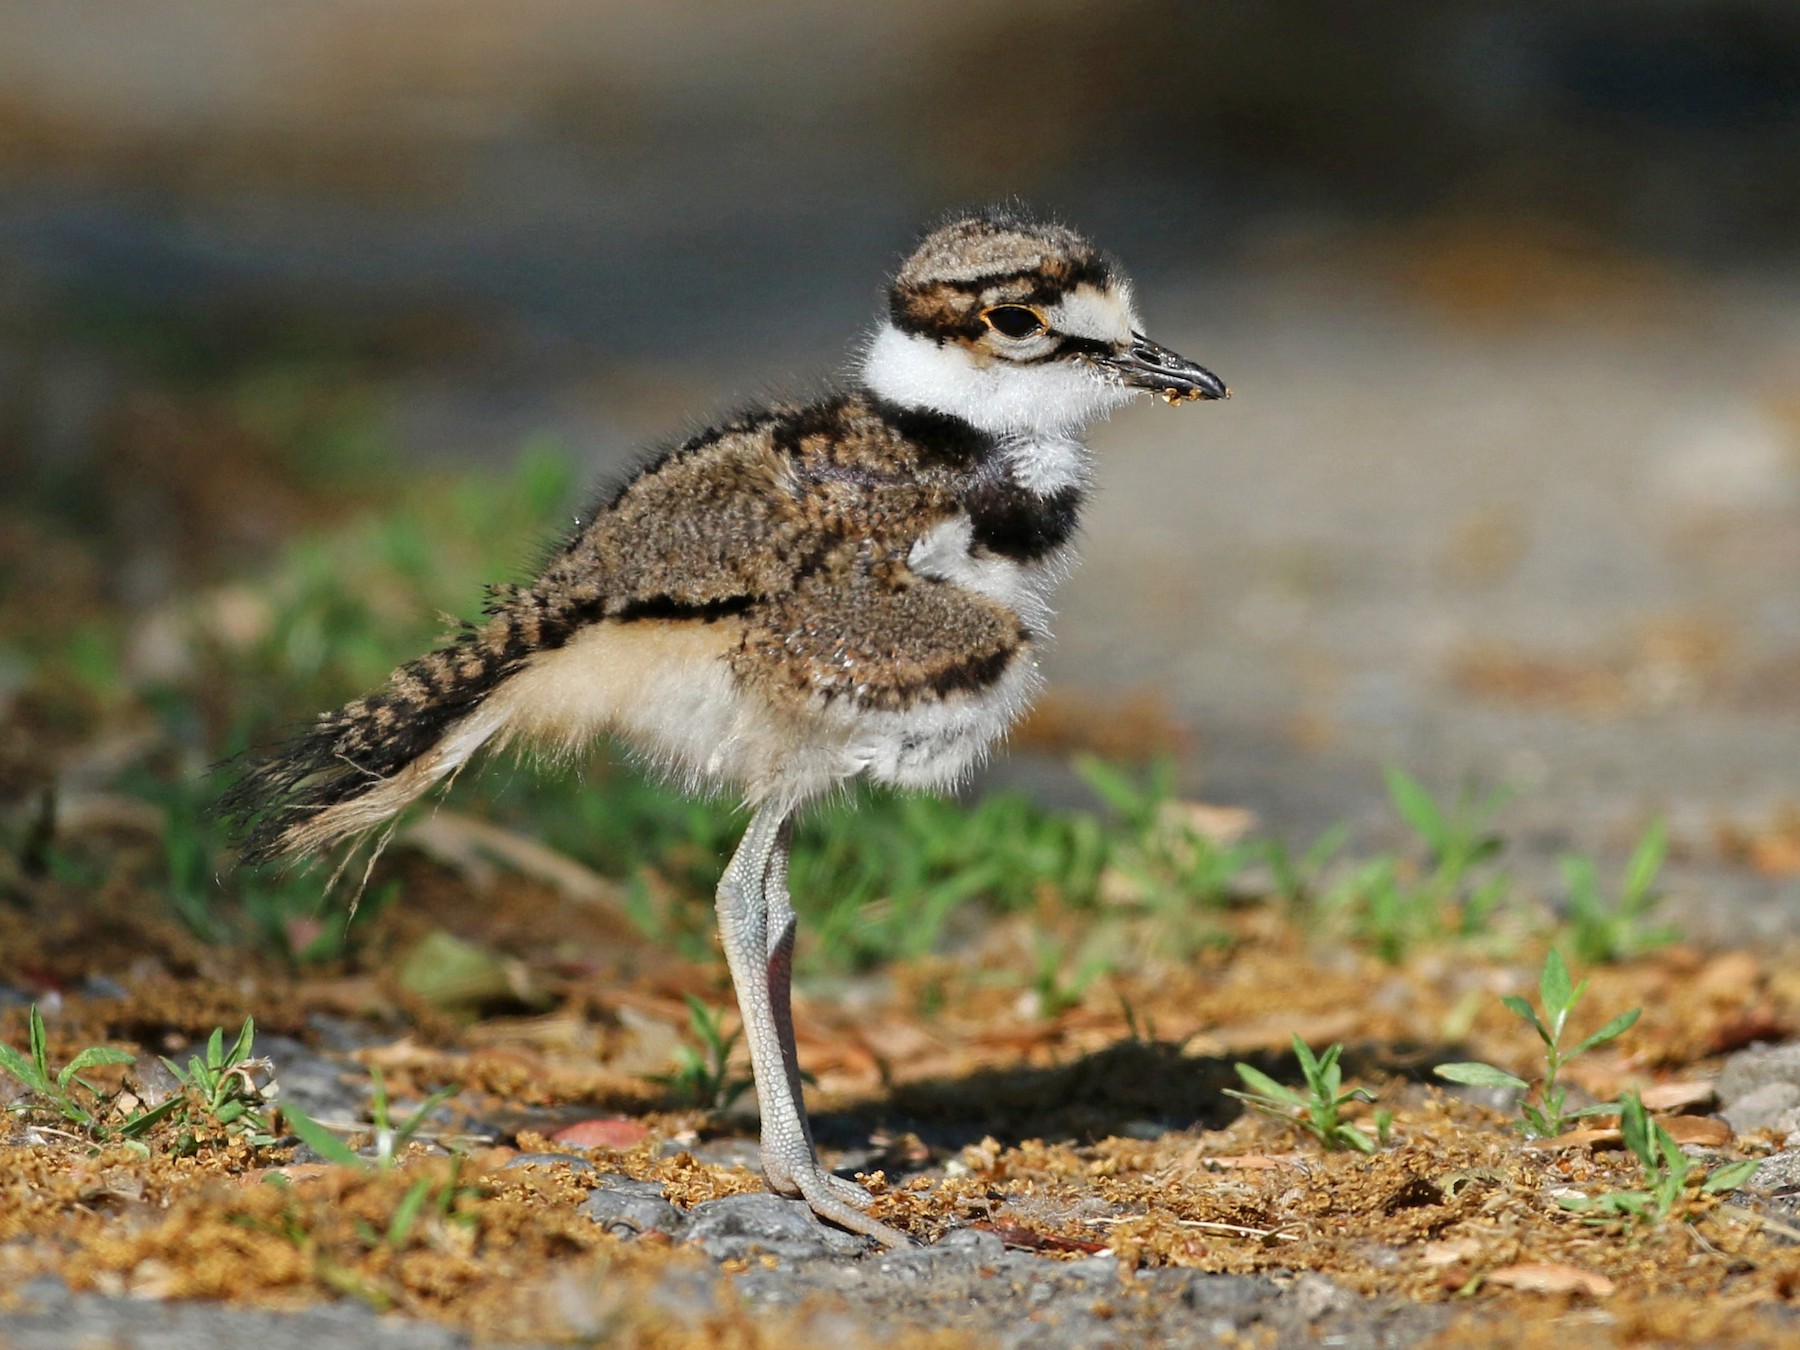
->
225, 207, 1227, 1247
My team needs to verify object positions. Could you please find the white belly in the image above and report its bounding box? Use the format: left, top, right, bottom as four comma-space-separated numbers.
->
840, 644, 1043, 792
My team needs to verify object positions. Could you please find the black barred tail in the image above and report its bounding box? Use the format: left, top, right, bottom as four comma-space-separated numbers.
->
220, 622, 530, 866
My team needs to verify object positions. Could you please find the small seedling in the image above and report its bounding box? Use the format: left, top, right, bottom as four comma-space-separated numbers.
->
1559, 1091, 1757, 1225
282, 1067, 456, 1169
1, 1009, 281, 1152
1228, 1035, 1391, 1154
653, 994, 751, 1111
0, 1006, 135, 1133
1384, 767, 1510, 889
355, 1155, 480, 1252
1265, 824, 1350, 910
1310, 770, 1518, 962
1078, 756, 1257, 956
1435, 949, 1639, 1138
1030, 934, 1116, 1018
1560, 821, 1680, 965
154, 1017, 279, 1152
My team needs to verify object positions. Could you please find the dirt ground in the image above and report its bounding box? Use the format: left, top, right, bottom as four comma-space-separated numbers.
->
4, 845, 1800, 1348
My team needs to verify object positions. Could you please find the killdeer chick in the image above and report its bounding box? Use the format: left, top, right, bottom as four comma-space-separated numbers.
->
224, 207, 1226, 1247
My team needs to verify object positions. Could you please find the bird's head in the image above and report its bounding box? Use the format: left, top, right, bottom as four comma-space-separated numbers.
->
862, 207, 1227, 437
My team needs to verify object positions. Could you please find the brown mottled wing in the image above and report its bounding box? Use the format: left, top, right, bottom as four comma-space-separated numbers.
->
531, 413, 812, 618
741, 560, 1028, 711
538, 409, 1024, 711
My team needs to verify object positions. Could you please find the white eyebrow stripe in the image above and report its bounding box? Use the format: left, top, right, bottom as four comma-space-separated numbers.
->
1048, 283, 1139, 344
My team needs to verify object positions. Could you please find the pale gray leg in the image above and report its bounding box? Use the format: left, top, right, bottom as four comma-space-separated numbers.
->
716, 802, 911, 1248
759, 818, 881, 1211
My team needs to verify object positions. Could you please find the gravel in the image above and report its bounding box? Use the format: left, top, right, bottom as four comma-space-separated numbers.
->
0, 1276, 528, 1350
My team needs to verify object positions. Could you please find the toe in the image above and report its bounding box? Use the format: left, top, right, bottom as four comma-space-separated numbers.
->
825, 1172, 875, 1209
795, 1176, 914, 1249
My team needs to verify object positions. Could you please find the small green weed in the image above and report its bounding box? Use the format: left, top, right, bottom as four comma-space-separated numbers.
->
1227, 1035, 1391, 1153
1435, 948, 1639, 1138
0, 1006, 136, 1135
341, 1154, 481, 1255
1265, 824, 1350, 910
1384, 766, 1510, 894
155, 1017, 279, 1152
651, 994, 752, 1111
1029, 934, 1116, 1018
1560, 821, 1680, 965
1078, 756, 1256, 957
1559, 1091, 1757, 1225
1316, 769, 1515, 962
0, 1009, 276, 1151
282, 1067, 457, 1169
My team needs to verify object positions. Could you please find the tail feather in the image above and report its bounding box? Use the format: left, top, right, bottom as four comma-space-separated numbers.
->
220, 611, 542, 865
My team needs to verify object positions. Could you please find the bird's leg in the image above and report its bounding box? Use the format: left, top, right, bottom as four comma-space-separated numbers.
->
715, 803, 912, 1248
759, 817, 886, 1212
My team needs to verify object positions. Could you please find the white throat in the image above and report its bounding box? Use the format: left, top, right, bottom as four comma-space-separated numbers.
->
861, 323, 1136, 438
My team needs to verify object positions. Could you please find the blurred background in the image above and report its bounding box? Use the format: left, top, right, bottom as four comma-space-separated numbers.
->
5, 0, 1800, 943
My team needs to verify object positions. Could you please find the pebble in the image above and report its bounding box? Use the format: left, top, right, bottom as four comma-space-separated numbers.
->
551, 1117, 648, 1150
932, 1225, 1006, 1262
1291, 1272, 1351, 1321
1718, 1042, 1800, 1106
684, 1193, 869, 1262
1721, 1082, 1800, 1134
1178, 1271, 1276, 1314
1747, 1152, 1800, 1196
581, 1174, 686, 1238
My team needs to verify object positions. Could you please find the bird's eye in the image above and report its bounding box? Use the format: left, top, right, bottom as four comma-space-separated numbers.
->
980, 305, 1048, 340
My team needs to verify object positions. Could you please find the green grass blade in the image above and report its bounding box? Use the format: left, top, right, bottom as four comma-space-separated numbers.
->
1384, 768, 1446, 852
393, 1085, 458, 1154
369, 1066, 391, 1134
0, 1040, 48, 1094
1702, 1160, 1758, 1195
1624, 821, 1666, 901
1335, 1123, 1376, 1154
1539, 950, 1573, 1023
226, 1017, 257, 1067
1618, 1093, 1652, 1167
29, 1007, 50, 1088
1229, 1064, 1303, 1107
1434, 1062, 1529, 1091
284, 1104, 368, 1169
386, 1175, 435, 1248
1568, 1007, 1641, 1059
56, 1046, 136, 1091
120, 1096, 188, 1138
1291, 1035, 1321, 1081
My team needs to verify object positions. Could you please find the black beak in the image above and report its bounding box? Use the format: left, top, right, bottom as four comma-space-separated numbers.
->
1105, 332, 1229, 404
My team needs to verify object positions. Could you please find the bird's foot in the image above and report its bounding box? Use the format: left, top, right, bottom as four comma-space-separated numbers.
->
763, 1148, 914, 1248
